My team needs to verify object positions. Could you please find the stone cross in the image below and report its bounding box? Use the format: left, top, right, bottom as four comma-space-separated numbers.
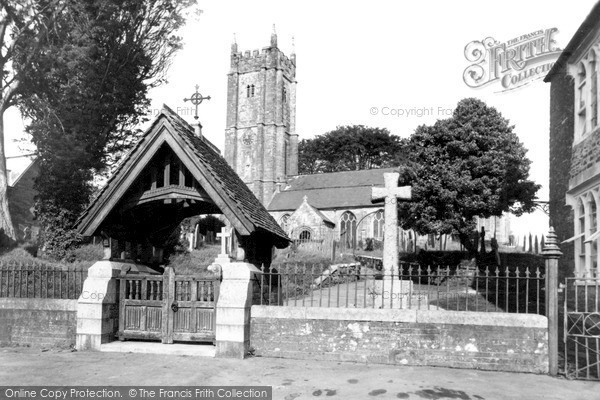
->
217, 226, 233, 258
371, 172, 412, 278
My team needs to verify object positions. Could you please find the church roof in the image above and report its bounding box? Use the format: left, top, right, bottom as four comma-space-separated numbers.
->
268, 167, 399, 211
77, 105, 289, 247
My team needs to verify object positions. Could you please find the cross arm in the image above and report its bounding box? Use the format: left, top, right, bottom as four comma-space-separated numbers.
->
371, 186, 412, 202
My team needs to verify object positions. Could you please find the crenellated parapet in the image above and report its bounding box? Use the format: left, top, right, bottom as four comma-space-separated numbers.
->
229, 45, 296, 79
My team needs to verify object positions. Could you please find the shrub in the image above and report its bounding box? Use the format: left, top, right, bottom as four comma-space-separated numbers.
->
67, 243, 104, 262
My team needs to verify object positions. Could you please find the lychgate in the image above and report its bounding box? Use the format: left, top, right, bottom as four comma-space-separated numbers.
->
74, 105, 289, 355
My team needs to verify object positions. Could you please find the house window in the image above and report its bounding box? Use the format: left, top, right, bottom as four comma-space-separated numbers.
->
591, 52, 598, 129
578, 62, 587, 136
578, 199, 586, 274
373, 209, 384, 240
590, 196, 598, 276
340, 211, 357, 249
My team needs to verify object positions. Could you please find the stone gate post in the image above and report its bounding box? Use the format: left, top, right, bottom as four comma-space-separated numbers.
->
542, 227, 562, 376
215, 261, 261, 358
75, 261, 121, 350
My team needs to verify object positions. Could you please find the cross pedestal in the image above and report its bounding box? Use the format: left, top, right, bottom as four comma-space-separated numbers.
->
371, 173, 426, 309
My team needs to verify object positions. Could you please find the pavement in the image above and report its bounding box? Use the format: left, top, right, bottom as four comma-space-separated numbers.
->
0, 346, 599, 400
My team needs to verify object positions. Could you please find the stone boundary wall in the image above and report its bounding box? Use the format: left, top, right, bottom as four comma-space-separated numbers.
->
251, 306, 548, 373
0, 298, 77, 348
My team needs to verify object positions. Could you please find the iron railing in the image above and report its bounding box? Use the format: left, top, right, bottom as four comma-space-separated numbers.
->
257, 262, 544, 314
0, 263, 87, 300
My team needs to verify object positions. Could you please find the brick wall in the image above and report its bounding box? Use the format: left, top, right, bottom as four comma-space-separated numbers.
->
251, 306, 548, 374
548, 65, 575, 279
0, 298, 77, 348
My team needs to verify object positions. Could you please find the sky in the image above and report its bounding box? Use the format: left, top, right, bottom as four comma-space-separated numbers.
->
4, 0, 598, 236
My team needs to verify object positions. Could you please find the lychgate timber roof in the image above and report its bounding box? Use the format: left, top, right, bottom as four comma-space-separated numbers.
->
76, 105, 289, 247
268, 167, 399, 211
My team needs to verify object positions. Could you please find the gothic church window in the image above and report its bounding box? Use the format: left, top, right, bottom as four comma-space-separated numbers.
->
340, 211, 357, 249
279, 214, 290, 233
299, 229, 311, 241
373, 209, 384, 240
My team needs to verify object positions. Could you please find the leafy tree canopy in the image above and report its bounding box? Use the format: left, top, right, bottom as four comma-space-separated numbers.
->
298, 125, 404, 174
13, 0, 196, 258
398, 98, 540, 255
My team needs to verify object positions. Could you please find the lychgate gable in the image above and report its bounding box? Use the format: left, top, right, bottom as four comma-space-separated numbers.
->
76, 105, 289, 268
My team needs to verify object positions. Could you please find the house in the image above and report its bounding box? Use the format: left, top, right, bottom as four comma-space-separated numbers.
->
7, 155, 39, 241
545, 0, 600, 279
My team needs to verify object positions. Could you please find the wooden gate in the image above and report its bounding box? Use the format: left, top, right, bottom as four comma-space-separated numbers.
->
564, 277, 600, 380
118, 267, 219, 343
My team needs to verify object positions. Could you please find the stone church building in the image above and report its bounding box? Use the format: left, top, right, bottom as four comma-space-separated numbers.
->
223, 31, 512, 251
223, 31, 394, 249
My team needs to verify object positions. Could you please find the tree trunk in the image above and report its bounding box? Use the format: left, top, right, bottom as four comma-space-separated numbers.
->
0, 113, 16, 243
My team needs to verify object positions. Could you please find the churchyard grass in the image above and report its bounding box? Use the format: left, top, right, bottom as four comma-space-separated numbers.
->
166, 244, 220, 275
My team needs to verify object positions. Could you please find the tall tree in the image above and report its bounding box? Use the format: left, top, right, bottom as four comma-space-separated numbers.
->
13, 0, 196, 258
399, 98, 540, 256
298, 125, 403, 174
0, 0, 66, 242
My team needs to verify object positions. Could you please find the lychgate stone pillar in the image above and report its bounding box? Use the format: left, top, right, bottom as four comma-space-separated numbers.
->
215, 262, 261, 358
75, 261, 121, 350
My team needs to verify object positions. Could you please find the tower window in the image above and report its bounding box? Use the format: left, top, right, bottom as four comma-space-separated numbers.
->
283, 87, 287, 103
246, 84, 256, 98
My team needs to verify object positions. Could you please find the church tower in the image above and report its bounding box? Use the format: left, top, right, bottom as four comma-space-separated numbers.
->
224, 30, 298, 207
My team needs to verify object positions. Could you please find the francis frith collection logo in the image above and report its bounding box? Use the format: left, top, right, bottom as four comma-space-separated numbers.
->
463, 28, 561, 92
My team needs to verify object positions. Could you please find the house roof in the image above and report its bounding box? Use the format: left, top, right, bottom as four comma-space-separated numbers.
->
544, 1, 600, 82
268, 167, 399, 211
7, 155, 38, 187
76, 105, 289, 247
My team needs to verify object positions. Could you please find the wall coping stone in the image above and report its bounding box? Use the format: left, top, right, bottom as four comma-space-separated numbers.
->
0, 298, 77, 312
251, 305, 547, 328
